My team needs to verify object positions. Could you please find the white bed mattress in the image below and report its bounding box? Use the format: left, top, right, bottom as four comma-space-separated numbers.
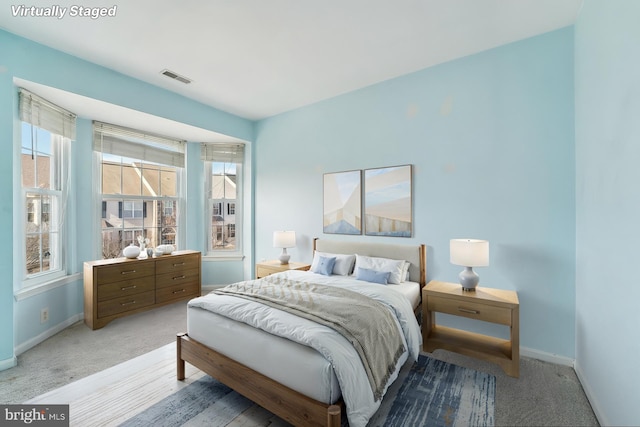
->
187, 270, 421, 408
188, 299, 342, 404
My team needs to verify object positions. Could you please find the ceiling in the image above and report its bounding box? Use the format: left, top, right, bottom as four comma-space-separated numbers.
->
1, 0, 583, 135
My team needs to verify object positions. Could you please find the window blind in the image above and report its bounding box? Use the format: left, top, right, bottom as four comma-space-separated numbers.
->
93, 122, 185, 168
201, 143, 245, 163
19, 88, 76, 140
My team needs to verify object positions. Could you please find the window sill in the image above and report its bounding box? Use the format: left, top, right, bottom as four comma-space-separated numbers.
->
15, 273, 82, 301
203, 254, 245, 262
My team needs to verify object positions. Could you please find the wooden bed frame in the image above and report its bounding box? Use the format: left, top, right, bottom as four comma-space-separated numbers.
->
177, 239, 426, 426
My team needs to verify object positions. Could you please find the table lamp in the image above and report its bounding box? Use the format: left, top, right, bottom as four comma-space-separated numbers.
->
450, 239, 489, 291
273, 231, 296, 264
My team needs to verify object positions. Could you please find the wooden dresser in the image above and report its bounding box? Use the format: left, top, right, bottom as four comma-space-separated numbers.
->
83, 250, 201, 330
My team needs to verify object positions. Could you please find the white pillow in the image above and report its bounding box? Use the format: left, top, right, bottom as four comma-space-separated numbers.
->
311, 251, 356, 276
402, 262, 411, 282
353, 254, 407, 284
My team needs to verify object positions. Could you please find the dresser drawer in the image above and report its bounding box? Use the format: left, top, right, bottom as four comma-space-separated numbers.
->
156, 268, 200, 289
427, 295, 512, 326
156, 282, 200, 304
96, 261, 155, 284
156, 255, 200, 275
97, 276, 155, 302
97, 290, 155, 318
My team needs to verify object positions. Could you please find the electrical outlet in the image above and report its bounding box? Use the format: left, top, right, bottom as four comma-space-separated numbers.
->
40, 307, 49, 324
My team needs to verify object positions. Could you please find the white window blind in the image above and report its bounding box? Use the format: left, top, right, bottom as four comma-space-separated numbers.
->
93, 122, 185, 167
19, 88, 76, 140
201, 143, 245, 163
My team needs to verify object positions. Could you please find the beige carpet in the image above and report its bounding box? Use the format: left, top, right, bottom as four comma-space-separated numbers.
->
0, 300, 599, 426
0, 300, 188, 404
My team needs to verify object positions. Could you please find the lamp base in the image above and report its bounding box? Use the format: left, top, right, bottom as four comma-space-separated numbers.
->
459, 267, 479, 291
278, 248, 290, 265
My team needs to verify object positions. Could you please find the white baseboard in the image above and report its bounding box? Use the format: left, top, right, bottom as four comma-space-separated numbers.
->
15, 313, 84, 357
520, 346, 575, 367
574, 361, 607, 427
0, 355, 17, 371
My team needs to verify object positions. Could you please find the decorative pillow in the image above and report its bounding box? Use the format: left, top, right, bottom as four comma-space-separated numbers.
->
311, 251, 356, 276
311, 255, 336, 276
353, 254, 407, 284
355, 267, 390, 285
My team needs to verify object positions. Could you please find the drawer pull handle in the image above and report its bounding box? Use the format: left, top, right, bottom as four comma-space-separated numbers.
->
121, 300, 136, 306
173, 262, 186, 267
172, 289, 186, 294
121, 270, 136, 275
121, 285, 137, 291
458, 307, 479, 315
173, 275, 186, 280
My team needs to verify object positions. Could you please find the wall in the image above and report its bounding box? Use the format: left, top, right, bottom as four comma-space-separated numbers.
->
0, 29, 253, 367
0, 45, 15, 370
575, 1, 640, 425
255, 28, 576, 358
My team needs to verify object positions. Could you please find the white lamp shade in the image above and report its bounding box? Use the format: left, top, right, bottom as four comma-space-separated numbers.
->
450, 239, 489, 267
273, 231, 296, 248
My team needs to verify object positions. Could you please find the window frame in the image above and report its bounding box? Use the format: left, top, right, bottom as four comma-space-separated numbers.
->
203, 144, 244, 257
17, 89, 75, 290
94, 122, 186, 260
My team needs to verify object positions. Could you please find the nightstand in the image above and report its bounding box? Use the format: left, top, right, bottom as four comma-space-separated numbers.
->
255, 260, 311, 279
422, 280, 520, 377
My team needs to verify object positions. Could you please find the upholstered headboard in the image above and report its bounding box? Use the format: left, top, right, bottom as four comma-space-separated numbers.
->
313, 238, 427, 287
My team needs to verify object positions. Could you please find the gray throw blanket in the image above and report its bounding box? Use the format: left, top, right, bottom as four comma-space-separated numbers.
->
213, 275, 406, 401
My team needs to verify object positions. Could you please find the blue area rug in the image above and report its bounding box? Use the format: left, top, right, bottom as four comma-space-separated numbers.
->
120, 355, 495, 426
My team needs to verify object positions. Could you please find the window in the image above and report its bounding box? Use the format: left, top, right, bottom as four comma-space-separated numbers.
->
18, 89, 76, 286
94, 122, 184, 259
202, 143, 244, 254
212, 202, 222, 216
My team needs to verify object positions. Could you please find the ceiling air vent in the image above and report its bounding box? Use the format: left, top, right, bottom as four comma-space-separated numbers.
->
160, 69, 192, 84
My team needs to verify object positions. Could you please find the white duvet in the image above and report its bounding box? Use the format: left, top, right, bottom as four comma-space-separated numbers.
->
188, 270, 422, 427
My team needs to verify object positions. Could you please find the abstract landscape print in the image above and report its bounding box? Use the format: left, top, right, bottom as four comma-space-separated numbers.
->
323, 169, 362, 235
364, 165, 412, 237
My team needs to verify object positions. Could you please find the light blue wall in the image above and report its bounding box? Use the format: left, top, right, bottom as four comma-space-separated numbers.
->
575, 1, 640, 425
0, 47, 16, 369
255, 28, 576, 357
0, 29, 252, 366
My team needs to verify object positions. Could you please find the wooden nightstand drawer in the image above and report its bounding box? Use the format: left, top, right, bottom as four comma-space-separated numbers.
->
428, 295, 512, 326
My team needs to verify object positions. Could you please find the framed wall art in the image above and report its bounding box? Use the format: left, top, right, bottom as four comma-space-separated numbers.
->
364, 164, 412, 237
323, 170, 362, 235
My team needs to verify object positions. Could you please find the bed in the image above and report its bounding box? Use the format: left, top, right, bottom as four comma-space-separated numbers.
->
177, 238, 426, 426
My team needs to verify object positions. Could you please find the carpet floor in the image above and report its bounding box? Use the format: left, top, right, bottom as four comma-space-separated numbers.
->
27, 343, 495, 426
0, 300, 599, 426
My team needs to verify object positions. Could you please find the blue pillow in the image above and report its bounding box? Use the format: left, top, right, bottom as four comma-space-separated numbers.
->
355, 267, 390, 285
312, 255, 336, 276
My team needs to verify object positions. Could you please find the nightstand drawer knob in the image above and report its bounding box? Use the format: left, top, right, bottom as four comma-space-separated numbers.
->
458, 307, 479, 315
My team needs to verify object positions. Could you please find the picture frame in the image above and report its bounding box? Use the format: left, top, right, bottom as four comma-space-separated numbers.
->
323, 170, 362, 235
364, 164, 412, 237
